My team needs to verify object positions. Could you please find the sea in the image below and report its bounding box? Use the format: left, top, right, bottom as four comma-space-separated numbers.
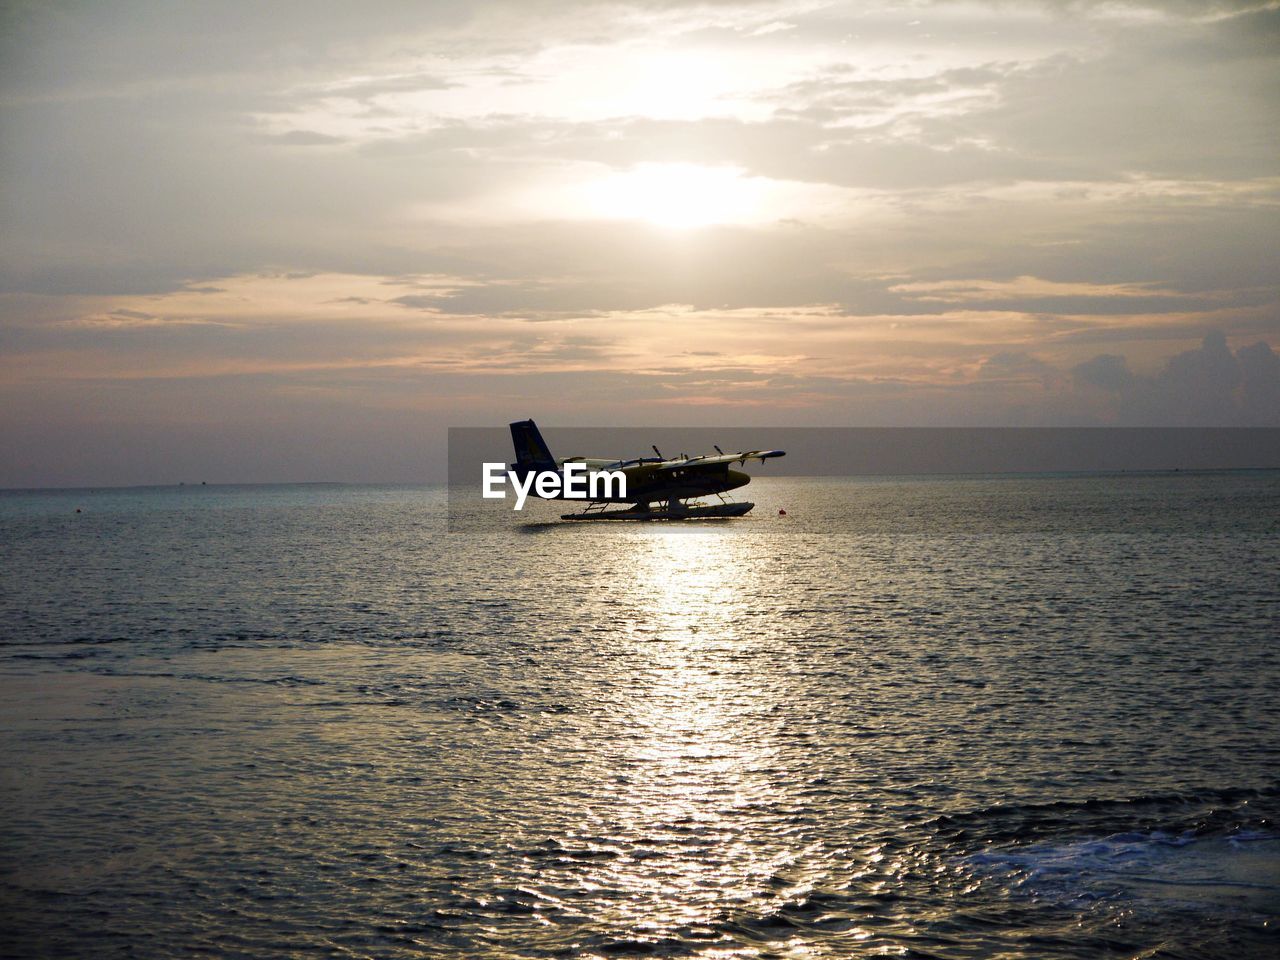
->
1, 472, 1277, 959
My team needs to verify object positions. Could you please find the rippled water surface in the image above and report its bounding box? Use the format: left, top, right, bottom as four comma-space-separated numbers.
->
2, 473, 1278, 958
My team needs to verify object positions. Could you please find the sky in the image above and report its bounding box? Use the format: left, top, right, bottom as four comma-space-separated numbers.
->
1, 0, 1278, 485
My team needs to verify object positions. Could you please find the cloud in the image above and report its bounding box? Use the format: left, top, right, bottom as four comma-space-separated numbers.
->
1237, 339, 1280, 419
1156, 329, 1240, 403
891, 277, 1174, 302
1070, 332, 1280, 423
975, 351, 1063, 387
259, 130, 348, 146
316, 72, 455, 100
1072, 353, 1136, 392
1, 1, 1278, 482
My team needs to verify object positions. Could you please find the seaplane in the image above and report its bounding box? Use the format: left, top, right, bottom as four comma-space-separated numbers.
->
508, 419, 784, 521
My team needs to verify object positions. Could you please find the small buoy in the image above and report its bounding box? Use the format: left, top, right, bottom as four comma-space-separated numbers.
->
75, 508, 81, 513
778, 508, 787, 516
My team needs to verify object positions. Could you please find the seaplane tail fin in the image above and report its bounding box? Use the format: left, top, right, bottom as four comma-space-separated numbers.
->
510, 419, 555, 471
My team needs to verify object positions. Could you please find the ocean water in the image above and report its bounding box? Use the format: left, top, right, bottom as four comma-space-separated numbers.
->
1, 473, 1277, 959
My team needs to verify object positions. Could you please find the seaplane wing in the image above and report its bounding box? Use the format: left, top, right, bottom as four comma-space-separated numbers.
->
654, 450, 785, 471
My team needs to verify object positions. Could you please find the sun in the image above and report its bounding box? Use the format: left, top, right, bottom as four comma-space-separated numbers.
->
583, 162, 764, 229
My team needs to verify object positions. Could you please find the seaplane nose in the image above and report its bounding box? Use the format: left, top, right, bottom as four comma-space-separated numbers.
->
726, 469, 751, 491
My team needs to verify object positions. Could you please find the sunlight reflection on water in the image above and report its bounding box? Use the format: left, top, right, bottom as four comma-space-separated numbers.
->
605, 534, 786, 939
1, 475, 1278, 958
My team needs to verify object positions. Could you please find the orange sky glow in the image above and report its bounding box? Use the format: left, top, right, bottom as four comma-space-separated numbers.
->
1, 1, 1277, 484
